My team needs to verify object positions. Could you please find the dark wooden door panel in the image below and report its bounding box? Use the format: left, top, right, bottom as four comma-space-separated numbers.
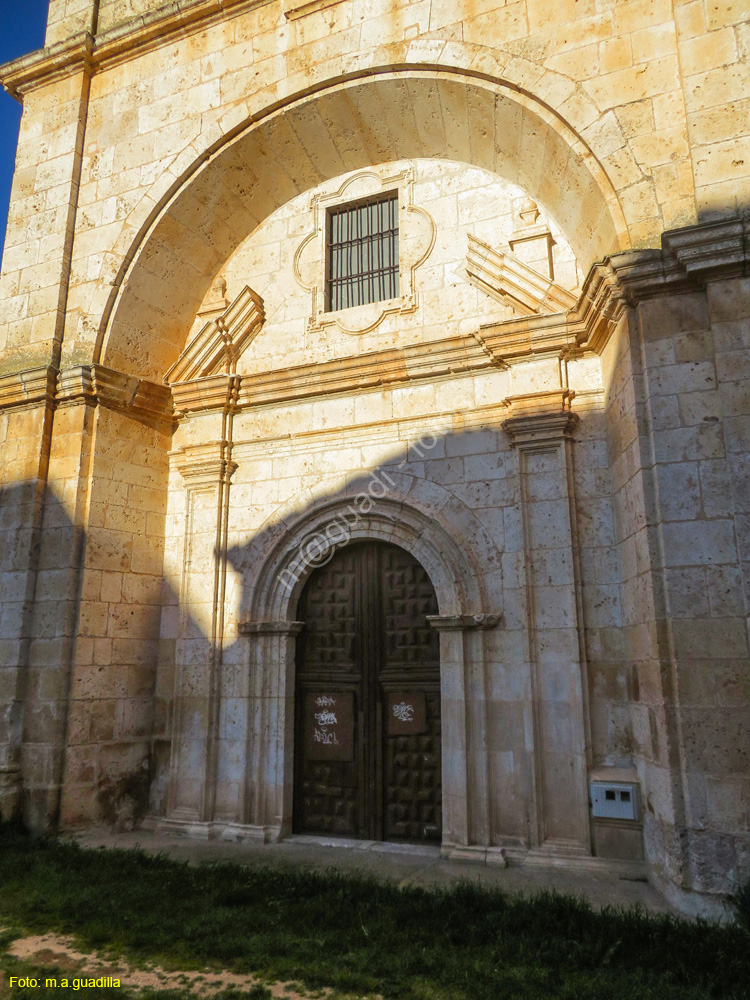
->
384, 690, 442, 840
294, 548, 360, 837
294, 541, 441, 841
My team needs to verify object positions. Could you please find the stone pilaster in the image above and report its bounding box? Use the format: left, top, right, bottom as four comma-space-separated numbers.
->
503, 391, 591, 857
166, 441, 237, 826
236, 621, 304, 840
427, 613, 502, 852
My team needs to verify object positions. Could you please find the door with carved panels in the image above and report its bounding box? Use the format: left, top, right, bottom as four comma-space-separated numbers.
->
293, 541, 441, 841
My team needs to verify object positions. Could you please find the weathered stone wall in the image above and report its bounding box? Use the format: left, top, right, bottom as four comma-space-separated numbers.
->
0, 0, 748, 917
58, 404, 170, 829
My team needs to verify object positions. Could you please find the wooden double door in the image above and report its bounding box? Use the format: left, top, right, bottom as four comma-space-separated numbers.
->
293, 541, 442, 842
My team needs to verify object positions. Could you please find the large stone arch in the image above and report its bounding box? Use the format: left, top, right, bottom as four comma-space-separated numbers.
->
97, 67, 630, 380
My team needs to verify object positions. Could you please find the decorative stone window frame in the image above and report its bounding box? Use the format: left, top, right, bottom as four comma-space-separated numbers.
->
293, 166, 436, 336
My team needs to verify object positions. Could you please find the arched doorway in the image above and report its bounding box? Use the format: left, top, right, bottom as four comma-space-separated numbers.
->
293, 540, 441, 842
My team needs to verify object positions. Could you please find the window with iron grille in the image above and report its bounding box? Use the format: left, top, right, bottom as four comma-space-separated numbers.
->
326, 192, 399, 312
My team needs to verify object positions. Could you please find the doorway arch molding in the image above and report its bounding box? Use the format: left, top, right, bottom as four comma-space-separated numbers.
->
96, 63, 631, 380
242, 492, 490, 622
230, 493, 502, 849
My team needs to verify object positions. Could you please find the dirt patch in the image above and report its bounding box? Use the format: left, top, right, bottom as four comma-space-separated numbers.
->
6, 931, 373, 999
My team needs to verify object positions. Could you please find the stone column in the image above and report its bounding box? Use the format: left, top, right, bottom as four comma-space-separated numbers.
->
427, 613, 502, 857
503, 391, 591, 857
236, 621, 304, 841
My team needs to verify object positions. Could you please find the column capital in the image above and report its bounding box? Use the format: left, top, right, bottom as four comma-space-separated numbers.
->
427, 613, 502, 632
502, 391, 579, 448
173, 443, 237, 490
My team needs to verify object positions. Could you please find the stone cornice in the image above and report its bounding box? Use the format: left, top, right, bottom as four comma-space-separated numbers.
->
0, 366, 57, 409
0, 33, 95, 99
0, 0, 266, 99
0, 363, 173, 417
481, 218, 750, 358
0, 221, 746, 419
236, 334, 499, 410
171, 373, 241, 416
56, 364, 173, 420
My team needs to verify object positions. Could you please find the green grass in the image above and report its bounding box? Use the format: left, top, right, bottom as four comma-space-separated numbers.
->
0, 823, 748, 1000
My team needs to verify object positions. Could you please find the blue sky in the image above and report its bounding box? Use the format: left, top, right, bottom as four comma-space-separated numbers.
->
0, 0, 49, 267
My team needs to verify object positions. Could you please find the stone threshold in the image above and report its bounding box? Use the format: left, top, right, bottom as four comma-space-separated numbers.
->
287, 834, 441, 857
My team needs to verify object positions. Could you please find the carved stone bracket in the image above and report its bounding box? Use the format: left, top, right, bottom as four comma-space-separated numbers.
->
427, 614, 503, 631
238, 621, 305, 636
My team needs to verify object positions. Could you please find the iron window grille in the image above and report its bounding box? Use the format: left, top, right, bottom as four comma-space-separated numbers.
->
326, 191, 399, 312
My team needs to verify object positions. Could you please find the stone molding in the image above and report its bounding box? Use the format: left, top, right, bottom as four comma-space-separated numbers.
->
173, 444, 238, 491
1, 223, 746, 421
0, 0, 263, 99
165, 288, 260, 418
293, 166, 435, 336
0, 366, 57, 409
0, 362, 171, 419
427, 614, 503, 631
481, 217, 750, 357
165, 286, 264, 383
225, 495, 495, 848
170, 374, 241, 417
55, 364, 173, 420
502, 395, 579, 448
466, 235, 577, 316
237, 620, 305, 636
283, 0, 347, 19
238, 334, 499, 408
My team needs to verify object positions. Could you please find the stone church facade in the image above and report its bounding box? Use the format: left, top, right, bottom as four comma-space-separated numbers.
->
0, 0, 748, 918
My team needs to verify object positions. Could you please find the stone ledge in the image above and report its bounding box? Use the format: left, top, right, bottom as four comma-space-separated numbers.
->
0, 367, 57, 409
481, 217, 750, 357
56, 364, 173, 421
283, 0, 347, 20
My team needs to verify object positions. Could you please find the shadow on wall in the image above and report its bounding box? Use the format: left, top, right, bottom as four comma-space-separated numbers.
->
149, 424, 514, 823
148, 416, 632, 863
3, 416, 625, 840
0, 481, 160, 831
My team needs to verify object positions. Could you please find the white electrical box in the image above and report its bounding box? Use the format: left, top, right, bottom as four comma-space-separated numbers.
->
590, 781, 639, 821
